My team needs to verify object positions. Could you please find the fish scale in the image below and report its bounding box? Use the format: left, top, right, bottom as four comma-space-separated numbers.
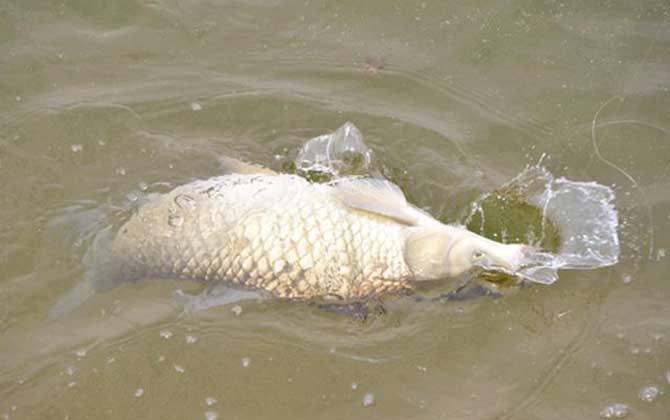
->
109, 173, 414, 299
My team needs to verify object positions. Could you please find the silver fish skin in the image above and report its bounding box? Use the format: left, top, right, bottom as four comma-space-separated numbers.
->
110, 174, 417, 299
92, 171, 529, 302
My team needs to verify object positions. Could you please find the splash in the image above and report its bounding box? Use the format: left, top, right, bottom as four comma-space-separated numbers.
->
295, 122, 373, 177
471, 166, 620, 284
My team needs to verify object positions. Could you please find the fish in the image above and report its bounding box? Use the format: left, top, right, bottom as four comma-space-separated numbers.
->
51, 159, 530, 316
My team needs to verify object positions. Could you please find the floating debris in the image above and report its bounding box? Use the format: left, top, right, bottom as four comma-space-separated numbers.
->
185, 335, 198, 344
230, 305, 242, 316
638, 386, 659, 402
64, 366, 76, 376
74, 348, 87, 358
241, 357, 251, 368
363, 393, 375, 407
174, 365, 185, 374
621, 274, 633, 284
599, 403, 629, 418
159, 330, 173, 339
134, 388, 144, 398
115, 166, 127, 176
205, 397, 217, 406
70, 144, 83, 153
363, 55, 385, 75
191, 102, 203, 112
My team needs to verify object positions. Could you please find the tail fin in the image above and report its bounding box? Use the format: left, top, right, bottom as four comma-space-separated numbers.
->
48, 227, 121, 319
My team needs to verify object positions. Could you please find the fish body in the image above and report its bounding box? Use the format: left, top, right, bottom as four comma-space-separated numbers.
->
112, 174, 415, 299
66, 164, 529, 311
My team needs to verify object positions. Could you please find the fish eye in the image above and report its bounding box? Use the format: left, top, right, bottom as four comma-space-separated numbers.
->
472, 250, 484, 260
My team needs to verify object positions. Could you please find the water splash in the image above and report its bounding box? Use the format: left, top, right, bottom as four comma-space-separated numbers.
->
295, 122, 373, 177
469, 165, 620, 284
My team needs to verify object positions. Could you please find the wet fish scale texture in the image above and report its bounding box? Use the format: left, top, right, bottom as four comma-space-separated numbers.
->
111, 174, 413, 299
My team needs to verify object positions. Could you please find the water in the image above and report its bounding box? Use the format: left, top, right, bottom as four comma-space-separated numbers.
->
1, 1, 670, 420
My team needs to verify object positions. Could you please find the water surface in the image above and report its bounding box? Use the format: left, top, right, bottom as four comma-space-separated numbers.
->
1, 1, 669, 419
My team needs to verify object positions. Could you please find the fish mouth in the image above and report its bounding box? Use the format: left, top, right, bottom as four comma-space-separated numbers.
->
474, 244, 535, 279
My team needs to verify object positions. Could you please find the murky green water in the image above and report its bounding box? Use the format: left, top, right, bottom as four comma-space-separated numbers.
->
2, 1, 670, 419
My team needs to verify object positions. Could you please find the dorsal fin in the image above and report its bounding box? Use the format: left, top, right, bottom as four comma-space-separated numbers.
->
330, 177, 437, 226
219, 156, 277, 175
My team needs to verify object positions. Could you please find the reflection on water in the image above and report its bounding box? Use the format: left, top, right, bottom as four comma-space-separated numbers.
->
1, 1, 670, 419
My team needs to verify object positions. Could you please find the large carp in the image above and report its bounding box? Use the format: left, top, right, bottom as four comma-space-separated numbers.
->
52, 160, 530, 316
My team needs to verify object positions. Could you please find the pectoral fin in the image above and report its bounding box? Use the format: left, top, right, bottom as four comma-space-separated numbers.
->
331, 177, 437, 226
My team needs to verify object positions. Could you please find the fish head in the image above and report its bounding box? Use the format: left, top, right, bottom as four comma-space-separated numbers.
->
445, 229, 530, 277
404, 225, 530, 280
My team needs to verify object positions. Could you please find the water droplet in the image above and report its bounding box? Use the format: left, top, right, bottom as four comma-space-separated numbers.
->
638, 386, 659, 402
175, 194, 196, 210
168, 214, 184, 227
241, 357, 251, 368
621, 274, 633, 284
205, 397, 217, 406
134, 388, 144, 398
363, 393, 375, 407
204, 411, 218, 420
115, 167, 127, 176
230, 305, 242, 316
599, 403, 629, 418
174, 365, 185, 373
70, 144, 83, 153
126, 192, 139, 203
185, 335, 198, 344
191, 102, 202, 112
160, 330, 173, 339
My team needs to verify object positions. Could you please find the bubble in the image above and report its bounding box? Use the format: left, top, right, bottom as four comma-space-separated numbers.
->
134, 388, 144, 398
191, 102, 203, 112
70, 144, 83, 153
363, 393, 375, 407
230, 305, 242, 316
599, 403, 629, 418
638, 386, 659, 402
204, 411, 218, 420
168, 214, 184, 227
174, 365, 185, 373
241, 357, 251, 368
159, 330, 173, 339
115, 167, 127, 176
205, 397, 217, 406
185, 335, 198, 344
175, 194, 196, 210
